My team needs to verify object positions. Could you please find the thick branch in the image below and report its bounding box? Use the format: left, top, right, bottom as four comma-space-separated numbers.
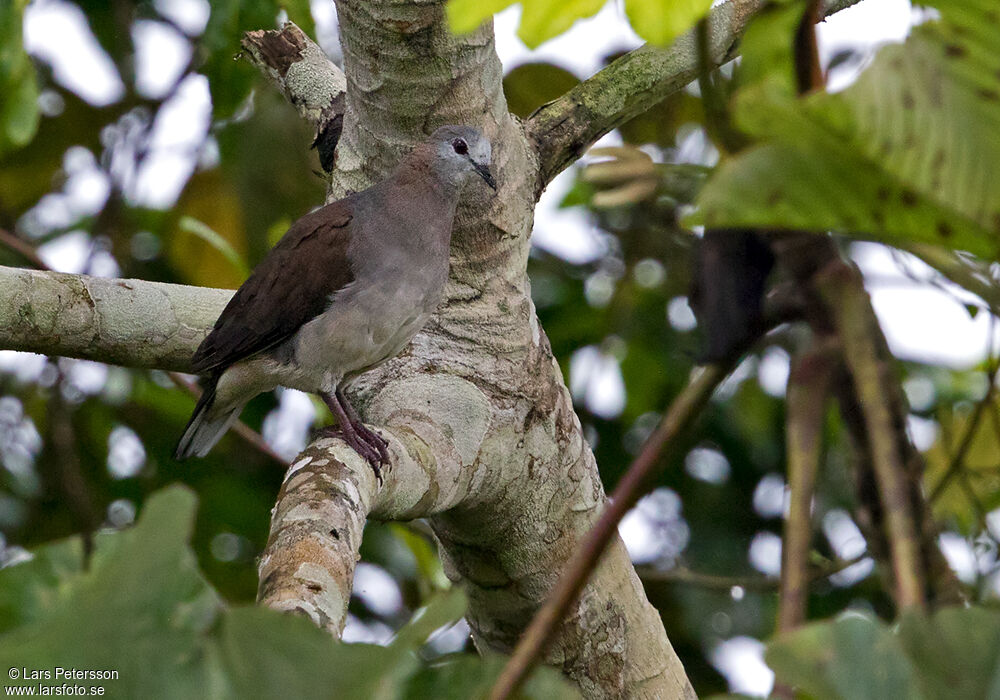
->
258, 440, 378, 633
321, 2, 690, 696
526, 0, 861, 189
0, 265, 230, 372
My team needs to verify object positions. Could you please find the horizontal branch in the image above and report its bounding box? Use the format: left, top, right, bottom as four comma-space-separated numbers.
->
0, 265, 454, 633
525, 0, 861, 189
637, 553, 868, 591
0, 265, 230, 372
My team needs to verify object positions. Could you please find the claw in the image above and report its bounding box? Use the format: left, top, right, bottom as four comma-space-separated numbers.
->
319, 390, 387, 483
316, 424, 383, 478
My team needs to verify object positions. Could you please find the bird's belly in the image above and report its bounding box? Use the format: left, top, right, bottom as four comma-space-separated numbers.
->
289, 281, 440, 391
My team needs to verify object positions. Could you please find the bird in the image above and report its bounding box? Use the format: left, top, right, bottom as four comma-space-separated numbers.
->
174, 125, 495, 478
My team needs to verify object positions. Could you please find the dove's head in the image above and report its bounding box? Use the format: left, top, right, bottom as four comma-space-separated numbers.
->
428, 125, 496, 192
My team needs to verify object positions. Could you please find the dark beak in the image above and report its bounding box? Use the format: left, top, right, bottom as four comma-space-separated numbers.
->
473, 161, 497, 191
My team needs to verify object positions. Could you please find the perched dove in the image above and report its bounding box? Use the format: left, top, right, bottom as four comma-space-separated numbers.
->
174, 125, 495, 476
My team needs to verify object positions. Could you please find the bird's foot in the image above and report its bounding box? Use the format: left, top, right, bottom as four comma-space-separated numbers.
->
353, 421, 390, 467
319, 390, 387, 482
315, 423, 385, 482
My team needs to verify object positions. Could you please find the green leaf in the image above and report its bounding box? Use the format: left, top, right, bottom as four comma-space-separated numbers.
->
766, 614, 923, 700
503, 62, 579, 119
0, 485, 581, 699
0, 486, 222, 698
217, 607, 414, 700
389, 587, 467, 650
897, 607, 1000, 700
692, 0, 1000, 260
518, 0, 606, 48
734, 0, 808, 94
449, 0, 712, 48
178, 215, 250, 278
446, 0, 518, 35
389, 523, 450, 595
447, 0, 605, 49
404, 653, 582, 700
766, 608, 1000, 700
0, 0, 40, 155
624, 0, 713, 46
0, 537, 86, 634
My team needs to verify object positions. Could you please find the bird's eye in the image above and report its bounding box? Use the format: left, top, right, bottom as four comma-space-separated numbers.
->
451, 138, 468, 155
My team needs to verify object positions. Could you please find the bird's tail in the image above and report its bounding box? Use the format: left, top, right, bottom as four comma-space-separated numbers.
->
174, 376, 243, 460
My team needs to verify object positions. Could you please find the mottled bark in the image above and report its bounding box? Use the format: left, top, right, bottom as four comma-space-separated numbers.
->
0, 265, 229, 371
242, 23, 346, 169
314, 1, 689, 695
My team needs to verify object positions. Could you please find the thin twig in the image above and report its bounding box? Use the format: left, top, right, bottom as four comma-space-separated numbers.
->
0, 228, 47, 269
929, 338, 999, 502
489, 362, 736, 700
778, 339, 837, 631
638, 552, 868, 591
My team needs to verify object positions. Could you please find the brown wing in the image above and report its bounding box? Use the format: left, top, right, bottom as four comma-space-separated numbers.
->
190, 198, 356, 374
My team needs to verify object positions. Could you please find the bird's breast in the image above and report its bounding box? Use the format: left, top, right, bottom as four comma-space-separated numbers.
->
288, 257, 447, 387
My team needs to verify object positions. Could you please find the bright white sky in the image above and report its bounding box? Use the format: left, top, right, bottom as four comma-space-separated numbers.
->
15, 0, 998, 695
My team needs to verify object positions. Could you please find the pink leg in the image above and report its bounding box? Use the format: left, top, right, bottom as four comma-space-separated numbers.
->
319, 390, 387, 480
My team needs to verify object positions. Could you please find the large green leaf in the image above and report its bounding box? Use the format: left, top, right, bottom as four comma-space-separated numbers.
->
693, 0, 1000, 261
0, 486, 580, 699
766, 608, 1000, 700
0, 537, 86, 634
0, 0, 40, 155
447, 0, 709, 48
624, 0, 712, 46
767, 614, 924, 700
503, 62, 580, 118
896, 607, 1000, 700
403, 653, 581, 699
0, 486, 221, 698
217, 607, 415, 700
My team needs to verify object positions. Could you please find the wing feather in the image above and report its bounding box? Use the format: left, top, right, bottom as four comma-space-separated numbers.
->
190, 199, 355, 374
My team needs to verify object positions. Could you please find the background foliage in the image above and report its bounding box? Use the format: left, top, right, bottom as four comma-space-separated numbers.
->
1, 0, 998, 697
